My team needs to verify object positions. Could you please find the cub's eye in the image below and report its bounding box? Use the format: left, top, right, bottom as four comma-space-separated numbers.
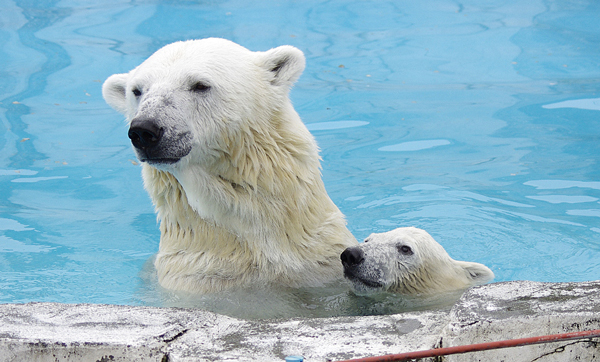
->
363, 238, 370, 243
191, 81, 210, 93
397, 245, 413, 255
132, 88, 142, 97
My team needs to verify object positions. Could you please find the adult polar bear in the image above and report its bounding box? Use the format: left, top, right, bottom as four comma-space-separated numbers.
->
103, 38, 357, 293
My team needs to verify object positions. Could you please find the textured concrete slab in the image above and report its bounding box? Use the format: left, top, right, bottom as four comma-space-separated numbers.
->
0, 303, 202, 362
0, 302, 447, 362
2, 281, 600, 362
165, 311, 448, 361
441, 280, 600, 362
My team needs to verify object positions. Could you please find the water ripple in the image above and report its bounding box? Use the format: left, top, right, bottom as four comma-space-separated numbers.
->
525, 180, 600, 190
378, 139, 451, 152
306, 120, 369, 131
527, 195, 599, 204
543, 97, 600, 110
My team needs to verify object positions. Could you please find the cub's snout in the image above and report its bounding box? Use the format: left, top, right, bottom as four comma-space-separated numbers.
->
340, 247, 364, 267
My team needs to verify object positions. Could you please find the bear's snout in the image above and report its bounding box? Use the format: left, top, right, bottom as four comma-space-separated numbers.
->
127, 118, 192, 164
129, 118, 163, 151
340, 247, 364, 267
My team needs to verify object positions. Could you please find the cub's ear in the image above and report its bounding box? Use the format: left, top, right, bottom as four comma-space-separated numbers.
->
457, 261, 495, 285
102, 73, 130, 114
257, 45, 306, 89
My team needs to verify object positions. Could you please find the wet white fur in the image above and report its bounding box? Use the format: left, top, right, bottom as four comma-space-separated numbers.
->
346, 227, 494, 295
103, 38, 357, 293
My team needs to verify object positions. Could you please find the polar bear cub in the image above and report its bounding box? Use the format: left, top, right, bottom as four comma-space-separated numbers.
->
341, 227, 494, 295
102, 38, 357, 294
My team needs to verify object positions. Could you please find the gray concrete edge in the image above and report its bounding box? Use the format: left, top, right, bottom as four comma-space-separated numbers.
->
1, 280, 600, 362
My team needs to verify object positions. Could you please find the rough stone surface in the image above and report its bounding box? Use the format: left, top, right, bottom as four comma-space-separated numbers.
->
166, 312, 447, 361
0, 302, 447, 362
0, 303, 207, 362
1, 280, 600, 362
441, 280, 600, 362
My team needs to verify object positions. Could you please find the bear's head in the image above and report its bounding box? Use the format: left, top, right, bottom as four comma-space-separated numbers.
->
102, 38, 306, 171
340, 227, 494, 295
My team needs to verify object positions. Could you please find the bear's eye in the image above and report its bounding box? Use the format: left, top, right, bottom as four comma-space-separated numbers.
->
191, 81, 210, 93
132, 88, 142, 97
363, 238, 370, 243
397, 245, 413, 255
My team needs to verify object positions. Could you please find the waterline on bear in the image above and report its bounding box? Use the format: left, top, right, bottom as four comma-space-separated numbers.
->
134, 254, 461, 319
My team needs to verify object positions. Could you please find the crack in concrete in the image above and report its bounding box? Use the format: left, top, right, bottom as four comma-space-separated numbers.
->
161, 329, 189, 344
159, 328, 190, 362
530, 339, 600, 362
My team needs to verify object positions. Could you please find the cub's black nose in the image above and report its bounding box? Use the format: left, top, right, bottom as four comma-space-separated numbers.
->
340, 247, 364, 267
128, 119, 162, 150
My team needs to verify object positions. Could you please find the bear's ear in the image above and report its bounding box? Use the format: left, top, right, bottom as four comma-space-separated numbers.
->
102, 73, 130, 114
258, 45, 306, 89
458, 261, 495, 285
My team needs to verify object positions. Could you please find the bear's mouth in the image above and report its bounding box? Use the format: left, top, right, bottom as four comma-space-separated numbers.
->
354, 277, 384, 289
133, 145, 191, 166
138, 157, 182, 165
344, 269, 384, 289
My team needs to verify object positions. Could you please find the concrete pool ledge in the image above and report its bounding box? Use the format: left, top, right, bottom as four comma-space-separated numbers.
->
1, 280, 599, 362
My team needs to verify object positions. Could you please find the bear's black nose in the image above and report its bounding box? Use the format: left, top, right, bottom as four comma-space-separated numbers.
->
340, 247, 364, 267
128, 119, 162, 150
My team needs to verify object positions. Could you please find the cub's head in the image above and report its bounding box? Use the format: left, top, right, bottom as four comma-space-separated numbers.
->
340, 227, 494, 296
102, 38, 305, 169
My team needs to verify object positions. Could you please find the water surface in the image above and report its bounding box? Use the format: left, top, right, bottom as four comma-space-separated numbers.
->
1, 0, 599, 313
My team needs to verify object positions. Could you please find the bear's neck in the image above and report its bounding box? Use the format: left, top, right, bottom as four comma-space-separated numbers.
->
142, 165, 258, 292
142, 165, 241, 254
141, 163, 352, 292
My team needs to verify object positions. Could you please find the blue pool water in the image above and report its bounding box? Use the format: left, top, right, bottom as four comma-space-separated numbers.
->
1, 0, 599, 307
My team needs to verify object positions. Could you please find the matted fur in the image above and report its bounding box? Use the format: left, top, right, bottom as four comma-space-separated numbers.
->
103, 38, 357, 293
